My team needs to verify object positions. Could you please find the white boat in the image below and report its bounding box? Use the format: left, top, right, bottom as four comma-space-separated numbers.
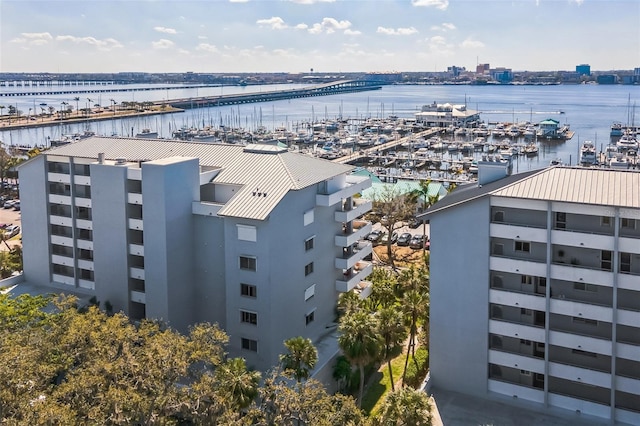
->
135, 128, 158, 139
523, 143, 539, 156
579, 141, 597, 165
609, 154, 630, 170
617, 133, 639, 151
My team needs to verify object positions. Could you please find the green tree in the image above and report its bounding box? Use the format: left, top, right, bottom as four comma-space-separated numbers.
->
338, 310, 380, 407
213, 357, 260, 410
376, 306, 407, 392
374, 387, 432, 426
366, 267, 397, 311
398, 266, 429, 386
280, 336, 318, 382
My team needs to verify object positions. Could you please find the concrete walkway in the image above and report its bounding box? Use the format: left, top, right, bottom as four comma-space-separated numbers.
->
429, 387, 610, 426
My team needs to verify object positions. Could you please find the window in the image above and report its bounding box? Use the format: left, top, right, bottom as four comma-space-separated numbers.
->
489, 364, 502, 377
520, 308, 532, 316
621, 218, 636, 229
304, 284, 315, 301
572, 349, 597, 357
305, 310, 315, 325
240, 256, 256, 271
303, 209, 314, 226
305, 236, 315, 251
304, 262, 314, 276
492, 243, 504, 256
240, 310, 257, 325
520, 370, 531, 376
521, 275, 534, 285
490, 335, 502, 348
241, 283, 257, 298
520, 339, 532, 346
241, 338, 258, 352
492, 275, 503, 288
555, 212, 566, 229
601, 250, 612, 271
620, 252, 631, 273
601, 216, 611, 227
493, 210, 504, 223
237, 224, 257, 242
515, 241, 531, 252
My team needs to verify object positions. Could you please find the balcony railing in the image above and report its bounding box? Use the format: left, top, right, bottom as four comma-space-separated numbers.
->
336, 261, 373, 292
334, 200, 372, 223
335, 241, 372, 270
316, 175, 371, 207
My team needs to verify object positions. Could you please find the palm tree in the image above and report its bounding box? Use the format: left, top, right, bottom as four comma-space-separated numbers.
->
213, 357, 260, 411
376, 306, 407, 392
280, 336, 318, 382
0, 105, 5, 120
409, 179, 440, 253
374, 387, 432, 426
73, 97, 80, 116
338, 310, 380, 407
398, 266, 429, 386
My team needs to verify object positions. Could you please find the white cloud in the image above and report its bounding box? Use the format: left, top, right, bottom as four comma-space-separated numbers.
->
151, 39, 175, 49
56, 35, 123, 50
422, 35, 454, 56
198, 35, 208, 40
308, 17, 352, 34
289, 0, 336, 3
196, 43, 218, 53
571, 0, 584, 5
11, 32, 54, 46
154, 26, 177, 34
412, 0, 449, 10
294, 23, 309, 30
460, 38, 485, 49
431, 22, 455, 31
256, 17, 288, 30
344, 29, 361, 36
377, 26, 418, 36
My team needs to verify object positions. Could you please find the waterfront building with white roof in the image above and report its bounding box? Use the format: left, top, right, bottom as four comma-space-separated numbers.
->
423, 166, 640, 425
17, 137, 373, 372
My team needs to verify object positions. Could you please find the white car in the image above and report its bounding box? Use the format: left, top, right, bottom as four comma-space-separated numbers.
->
4, 225, 20, 238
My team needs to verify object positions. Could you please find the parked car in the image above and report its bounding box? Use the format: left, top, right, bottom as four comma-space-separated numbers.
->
408, 216, 422, 229
380, 231, 398, 245
4, 225, 20, 239
397, 232, 412, 246
409, 234, 426, 249
3, 200, 15, 209
366, 230, 383, 244
12, 200, 20, 211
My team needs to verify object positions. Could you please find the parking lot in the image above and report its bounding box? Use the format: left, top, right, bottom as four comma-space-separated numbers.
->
370, 219, 431, 247
0, 202, 22, 251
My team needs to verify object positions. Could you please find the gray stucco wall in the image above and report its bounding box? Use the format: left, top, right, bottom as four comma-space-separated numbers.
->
90, 162, 131, 313
19, 156, 51, 287
429, 196, 490, 396
142, 158, 199, 332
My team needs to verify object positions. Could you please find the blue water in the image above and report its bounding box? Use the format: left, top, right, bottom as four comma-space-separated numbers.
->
0, 83, 637, 171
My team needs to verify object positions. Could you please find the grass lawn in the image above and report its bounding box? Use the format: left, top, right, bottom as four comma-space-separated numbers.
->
361, 350, 407, 415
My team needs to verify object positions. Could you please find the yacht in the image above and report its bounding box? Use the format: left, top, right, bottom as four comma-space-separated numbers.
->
579, 141, 597, 165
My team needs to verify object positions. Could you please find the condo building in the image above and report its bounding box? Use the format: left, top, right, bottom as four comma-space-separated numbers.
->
425, 166, 640, 425
17, 137, 373, 371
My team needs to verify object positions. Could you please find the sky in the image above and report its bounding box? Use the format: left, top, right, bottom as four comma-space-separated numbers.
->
1, 0, 638, 74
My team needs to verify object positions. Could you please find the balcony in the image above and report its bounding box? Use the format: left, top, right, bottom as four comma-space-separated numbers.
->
51, 254, 73, 267
616, 342, 640, 361
354, 280, 372, 299
192, 201, 224, 217
50, 215, 73, 227
552, 229, 615, 251
335, 241, 372, 270
130, 267, 145, 281
127, 168, 141, 180
74, 175, 91, 186
488, 349, 545, 374
548, 330, 612, 356
547, 393, 611, 420
49, 194, 72, 205
128, 218, 143, 231
48, 172, 71, 184
489, 320, 545, 343
77, 259, 94, 271
490, 223, 547, 243
549, 264, 613, 286
75, 219, 92, 230
549, 299, 612, 323
130, 290, 146, 304
336, 261, 373, 292
617, 308, 640, 328
75, 197, 92, 208
489, 289, 545, 312
129, 243, 144, 257
335, 222, 371, 248
548, 361, 611, 388
126, 193, 142, 205
316, 175, 370, 207
617, 375, 640, 395
488, 380, 544, 404
489, 257, 547, 277
52, 274, 74, 286
334, 200, 372, 223
76, 239, 93, 251
50, 235, 73, 247
78, 279, 94, 290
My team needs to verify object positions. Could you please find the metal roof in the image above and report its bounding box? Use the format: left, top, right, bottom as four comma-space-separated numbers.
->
423, 167, 640, 219
45, 136, 354, 220
493, 166, 640, 208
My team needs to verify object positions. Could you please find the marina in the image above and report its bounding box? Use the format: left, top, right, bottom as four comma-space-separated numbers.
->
0, 83, 637, 183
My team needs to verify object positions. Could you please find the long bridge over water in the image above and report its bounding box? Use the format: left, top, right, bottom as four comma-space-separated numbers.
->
160, 80, 382, 109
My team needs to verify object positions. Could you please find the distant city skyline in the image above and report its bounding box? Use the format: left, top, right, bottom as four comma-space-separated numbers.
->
1, 0, 638, 74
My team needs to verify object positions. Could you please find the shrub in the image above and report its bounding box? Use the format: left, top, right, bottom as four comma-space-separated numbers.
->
404, 347, 429, 388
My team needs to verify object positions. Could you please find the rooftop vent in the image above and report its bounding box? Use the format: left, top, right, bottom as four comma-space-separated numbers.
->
243, 143, 287, 154
115, 158, 127, 165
